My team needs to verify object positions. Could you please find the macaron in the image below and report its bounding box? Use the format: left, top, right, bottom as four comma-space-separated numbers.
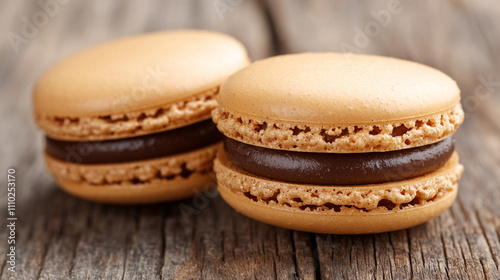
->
212, 53, 464, 234
34, 30, 249, 204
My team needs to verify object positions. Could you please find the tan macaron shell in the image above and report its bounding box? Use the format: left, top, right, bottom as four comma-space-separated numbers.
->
219, 186, 457, 234
35, 30, 249, 117
34, 30, 250, 141
214, 53, 463, 153
218, 53, 460, 125
59, 173, 215, 204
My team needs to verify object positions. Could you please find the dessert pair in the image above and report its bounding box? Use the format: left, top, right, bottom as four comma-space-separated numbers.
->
34, 31, 463, 234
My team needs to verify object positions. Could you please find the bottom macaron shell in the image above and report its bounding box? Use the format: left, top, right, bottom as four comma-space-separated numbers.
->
219, 184, 457, 234
45, 143, 220, 204
215, 151, 463, 234
57, 173, 215, 204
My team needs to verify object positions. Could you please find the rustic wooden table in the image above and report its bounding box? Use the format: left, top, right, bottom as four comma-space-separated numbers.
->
1, 1, 499, 279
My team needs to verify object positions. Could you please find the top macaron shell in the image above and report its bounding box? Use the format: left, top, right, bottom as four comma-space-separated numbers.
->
213, 53, 463, 153
34, 30, 250, 117
217, 53, 460, 125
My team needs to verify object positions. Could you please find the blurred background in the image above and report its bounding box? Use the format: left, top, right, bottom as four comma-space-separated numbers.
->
1, 1, 499, 279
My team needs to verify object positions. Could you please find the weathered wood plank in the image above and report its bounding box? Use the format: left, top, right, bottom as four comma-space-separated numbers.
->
123, 205, 165, 280
292, 232, 316, 280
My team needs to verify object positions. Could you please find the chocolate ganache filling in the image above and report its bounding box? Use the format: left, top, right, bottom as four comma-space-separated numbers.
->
46, 119, 222, 164
224, 136, 454, 185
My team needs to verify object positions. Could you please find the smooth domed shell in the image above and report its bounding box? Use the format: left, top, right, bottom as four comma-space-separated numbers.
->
218, 53, 460, 125
34, 30, 250, 117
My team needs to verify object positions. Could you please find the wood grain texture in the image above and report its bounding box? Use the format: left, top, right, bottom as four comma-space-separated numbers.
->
1, 0, 499, 279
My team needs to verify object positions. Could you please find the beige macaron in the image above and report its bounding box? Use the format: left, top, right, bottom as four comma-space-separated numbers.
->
213, 53, 464, 234
34, 30, 249, 204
